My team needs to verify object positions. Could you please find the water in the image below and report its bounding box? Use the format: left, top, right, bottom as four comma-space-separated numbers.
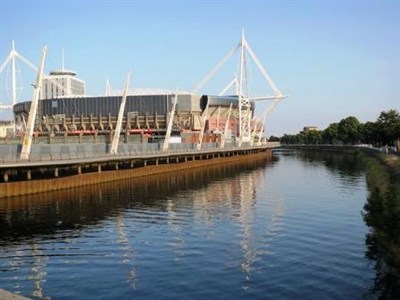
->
0, 150, 376, 299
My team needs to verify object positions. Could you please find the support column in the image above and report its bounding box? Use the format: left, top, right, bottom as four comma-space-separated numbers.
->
110, 72, 131, 155
11, 41, 17, 107
20, 46, 47, 160
162, 91, 179, 152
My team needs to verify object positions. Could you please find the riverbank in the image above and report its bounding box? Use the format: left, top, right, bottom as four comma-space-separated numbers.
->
357, 151, 400, 291
0, 149, 273, 198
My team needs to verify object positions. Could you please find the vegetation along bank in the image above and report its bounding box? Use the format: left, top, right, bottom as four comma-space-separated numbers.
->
274, 109, 400, 298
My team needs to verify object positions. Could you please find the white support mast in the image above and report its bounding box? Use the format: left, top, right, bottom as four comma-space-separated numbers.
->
244, 41, 282, 98
162, 91, 178, 152
11, 41, 17, 107
0, 42, 71, 109
257, 124, 265, 146
218, 76, 238, 96
238, 30, 251, 146
20, 46, 47, 160
250, 120, 258, 146
255, 97, 282, 144
196, 99, 210, 151
193, 44, 240, 94
192, 31, 286, 146
220, 102, 232, 149
105, 78, 112, 96
216, 106, 221, 131
110, 71, 131, 155
0, 41, 22, 109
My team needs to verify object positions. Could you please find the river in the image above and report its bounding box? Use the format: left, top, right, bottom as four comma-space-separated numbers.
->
0, 150, 379, 299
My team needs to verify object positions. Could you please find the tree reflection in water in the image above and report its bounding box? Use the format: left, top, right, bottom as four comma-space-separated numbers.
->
363, 185, 400, 299
357, 151, 400, 299
295, 150, 400, 298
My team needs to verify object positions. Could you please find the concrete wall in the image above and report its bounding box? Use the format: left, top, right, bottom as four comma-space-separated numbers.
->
0, 142, 231, 162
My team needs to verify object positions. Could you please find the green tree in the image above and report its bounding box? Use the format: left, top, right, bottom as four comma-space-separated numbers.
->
269, 135, 280, 142
337, 116, 361, 144
375, 110, 400, 146
359, 121, 377, 145
281, 134, 302, 144
304, 130, 322, 144
321, 123, 339, 144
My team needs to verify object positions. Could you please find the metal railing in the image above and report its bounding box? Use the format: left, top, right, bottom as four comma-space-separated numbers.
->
0, 142, 280, 164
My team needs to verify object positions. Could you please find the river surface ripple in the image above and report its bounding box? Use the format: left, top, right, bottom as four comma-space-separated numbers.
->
0, 150, 375, 299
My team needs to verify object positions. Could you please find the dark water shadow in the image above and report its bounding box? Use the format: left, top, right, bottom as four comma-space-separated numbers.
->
0, 155, 278, 245
278, 149, 400, 298
363, 185, 400, 299
282, 149, 400, 298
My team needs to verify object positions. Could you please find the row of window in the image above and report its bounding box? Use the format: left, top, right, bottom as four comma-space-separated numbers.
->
42, 78, 85, 99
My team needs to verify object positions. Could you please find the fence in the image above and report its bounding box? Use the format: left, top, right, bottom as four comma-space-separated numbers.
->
0, 141, 279, 163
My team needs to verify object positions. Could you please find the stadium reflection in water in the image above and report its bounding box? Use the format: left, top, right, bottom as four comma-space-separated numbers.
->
0, 152, 378, 299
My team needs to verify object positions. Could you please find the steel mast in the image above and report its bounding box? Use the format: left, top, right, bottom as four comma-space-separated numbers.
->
0, 42, 73, 111
20, 46, 47, 160
11, 41, 17, 108
193, 31, 285, 146
0, 41, 22, 110
110, 72, 131, 155
238, 30, 252, 146
162, 90, 179, 152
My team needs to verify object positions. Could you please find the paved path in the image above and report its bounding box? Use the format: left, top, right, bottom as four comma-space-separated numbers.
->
0, 289, 31, 300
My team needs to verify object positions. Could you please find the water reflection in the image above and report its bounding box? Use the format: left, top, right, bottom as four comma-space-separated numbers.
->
0, 156, 274, 243
294, 149, 365, 182
2, 150, 384, 299
0, 154, 277, 297
116, 213, 137, 289
28, 240, 49, 299
363, 185, 400, 299
287, 149, 400, 298
238, 172, 257, 283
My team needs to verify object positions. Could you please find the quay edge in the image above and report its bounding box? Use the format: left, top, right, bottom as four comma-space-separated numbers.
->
0, 146, 274, 198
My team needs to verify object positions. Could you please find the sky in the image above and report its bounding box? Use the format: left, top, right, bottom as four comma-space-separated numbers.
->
0, 0, 399, 136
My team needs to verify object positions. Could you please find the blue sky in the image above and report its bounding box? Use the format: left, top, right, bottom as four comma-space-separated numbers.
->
0, 0, 399, 136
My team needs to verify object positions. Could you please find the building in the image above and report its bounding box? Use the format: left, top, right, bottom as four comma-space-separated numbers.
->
0, 120, 14, 137
13, 92, 246, 140
303, 126, 319, 132
41, 70, 85, 99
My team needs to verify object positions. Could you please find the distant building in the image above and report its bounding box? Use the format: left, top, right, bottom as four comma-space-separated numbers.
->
41, 70, 85, 99
0, 120, 14, 137
303, 126, 319, 132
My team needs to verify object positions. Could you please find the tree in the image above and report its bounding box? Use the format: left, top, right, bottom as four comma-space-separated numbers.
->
304, 130, 322, 144
322, 123, 339, 144
269, 135, 280, 142
375, 110, 400, 146
359, 121, 377, 145
281, 134, 301, 144
337, 116, 361, 144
